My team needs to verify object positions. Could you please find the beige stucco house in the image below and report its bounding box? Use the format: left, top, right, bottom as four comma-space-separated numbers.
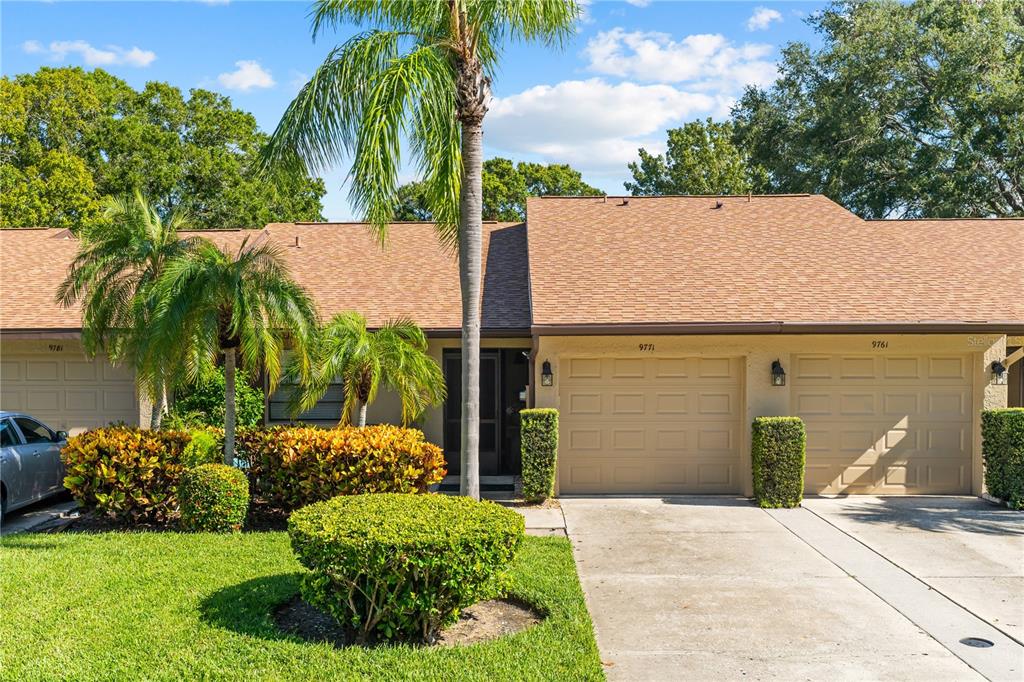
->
2, 195, 1021, 497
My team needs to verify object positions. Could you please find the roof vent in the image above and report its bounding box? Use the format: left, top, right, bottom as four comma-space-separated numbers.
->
713, 200, 724, 209
619, 198, 629, 206
293, 235, 300, 248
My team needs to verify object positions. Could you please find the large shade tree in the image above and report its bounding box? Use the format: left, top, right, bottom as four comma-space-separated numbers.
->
262, 0, 579, 499
394, 157, 602, 221
1, 67, 327, 230
732, 0, 1024, 218
625, 119, 768, 196
291, 311, 445, 426
147, 238, 319, 463
56, 191, 200, 427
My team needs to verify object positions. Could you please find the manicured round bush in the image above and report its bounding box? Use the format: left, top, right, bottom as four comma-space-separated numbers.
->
181, 429, 223, 468
62, 427, 191, 523
288, 493, 525, 644
179, 464, 249, 532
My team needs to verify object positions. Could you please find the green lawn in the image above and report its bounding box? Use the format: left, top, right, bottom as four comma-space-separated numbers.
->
0, 531, 603, 681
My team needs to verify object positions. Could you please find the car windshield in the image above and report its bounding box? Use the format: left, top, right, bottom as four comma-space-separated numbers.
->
0, 420, 18, 447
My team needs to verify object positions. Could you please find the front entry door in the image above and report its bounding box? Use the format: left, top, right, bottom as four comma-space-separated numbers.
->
444, 350, 500, 476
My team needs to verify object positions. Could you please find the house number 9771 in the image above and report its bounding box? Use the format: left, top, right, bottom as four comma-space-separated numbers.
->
638, 343, 655, 352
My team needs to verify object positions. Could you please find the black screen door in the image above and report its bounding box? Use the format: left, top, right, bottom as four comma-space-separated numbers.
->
443, 350, 500, 475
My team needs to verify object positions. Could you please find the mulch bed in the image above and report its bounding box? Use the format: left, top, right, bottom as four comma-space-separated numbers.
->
274, 595, 543, 648
51, 499, 291, 534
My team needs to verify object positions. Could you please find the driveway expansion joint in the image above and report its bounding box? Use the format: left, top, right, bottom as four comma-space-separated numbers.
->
766, 506, 1023, 682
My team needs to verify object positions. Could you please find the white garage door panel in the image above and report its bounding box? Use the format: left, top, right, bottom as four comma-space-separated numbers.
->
559, 357, 742, 494
0, 354, 138, 433
794, 355, 971, 495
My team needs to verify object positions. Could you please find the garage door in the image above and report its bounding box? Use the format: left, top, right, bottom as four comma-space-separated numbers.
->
559, 356, 742, 494
792, 354, 972, 495
0, 353, 138, 433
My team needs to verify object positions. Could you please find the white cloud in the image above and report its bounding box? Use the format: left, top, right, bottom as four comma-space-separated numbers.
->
487, 78, 724, 171
584, 28, 777, 88
22, 39, 156, 67
625, 0, 651, 6
747, 7, 783, 31
288, 70, 309, 93
217, 60, 275, 91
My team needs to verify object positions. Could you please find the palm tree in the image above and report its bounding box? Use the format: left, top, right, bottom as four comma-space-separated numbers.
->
262, 0, 579, 499
56, 191, 200, 428
291, 311, 445, 427
147, 238, 319, 464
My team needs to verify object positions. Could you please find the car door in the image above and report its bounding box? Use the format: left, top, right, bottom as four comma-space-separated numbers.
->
0, 419, 26, 509
12, 417, 63, 500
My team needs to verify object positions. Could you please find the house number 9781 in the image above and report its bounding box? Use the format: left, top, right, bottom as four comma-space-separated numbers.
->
638, 343, 655, 352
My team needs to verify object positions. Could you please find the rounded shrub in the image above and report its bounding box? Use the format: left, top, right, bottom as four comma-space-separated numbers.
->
288, 493, 525, 644
179, 464, 250, 532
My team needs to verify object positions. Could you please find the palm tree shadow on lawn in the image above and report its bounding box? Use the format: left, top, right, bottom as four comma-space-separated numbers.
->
200, 572, 306, 643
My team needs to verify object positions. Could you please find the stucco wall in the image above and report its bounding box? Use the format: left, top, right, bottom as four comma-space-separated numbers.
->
533, 333, 1009, 496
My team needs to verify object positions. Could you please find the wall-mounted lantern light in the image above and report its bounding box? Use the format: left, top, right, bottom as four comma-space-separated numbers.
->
541, 360, 554, 387
771, 359, 786, 387
991, 360, 1008, 385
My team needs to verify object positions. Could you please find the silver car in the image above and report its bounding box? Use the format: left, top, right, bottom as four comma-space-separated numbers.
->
0, 412, 68, 523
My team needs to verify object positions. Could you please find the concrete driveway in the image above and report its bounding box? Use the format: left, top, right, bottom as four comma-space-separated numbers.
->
561, 496, 1024, 681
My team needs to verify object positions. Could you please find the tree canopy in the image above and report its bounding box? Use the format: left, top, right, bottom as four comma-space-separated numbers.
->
1, 67, 326, 230
625, 119, 767, 196
394, 157, 602, 221
731, 0, 1023, 218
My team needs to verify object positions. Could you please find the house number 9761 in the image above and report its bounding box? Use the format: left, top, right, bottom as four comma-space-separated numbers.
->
638, 343, 655, 352
871, 340, 888, 349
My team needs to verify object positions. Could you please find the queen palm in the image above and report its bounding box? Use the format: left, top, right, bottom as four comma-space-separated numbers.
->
262, 0, 578, 499
147, 238, 319, 464
56, 191, 200, 428
292, 311, 445, 426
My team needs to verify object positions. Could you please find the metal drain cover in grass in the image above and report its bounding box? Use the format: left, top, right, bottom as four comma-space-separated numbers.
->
959, 637, 995, 648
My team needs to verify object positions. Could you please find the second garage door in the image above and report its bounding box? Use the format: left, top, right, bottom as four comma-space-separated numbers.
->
793, 354, 972, 494
0, 352, 138, 434
559, 356, 742, 494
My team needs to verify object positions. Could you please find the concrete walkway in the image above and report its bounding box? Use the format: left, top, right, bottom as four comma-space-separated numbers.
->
561, 497, 1023, 681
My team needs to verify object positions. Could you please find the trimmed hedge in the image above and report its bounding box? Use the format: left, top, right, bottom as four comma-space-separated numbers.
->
289, 493, 524, 644
179, 464, 249, 532
520, 409, 558, 502
751, 417, 806, 509
62, 427, 191, 522
982, 408, 1024, 509
239, 425, 445, 510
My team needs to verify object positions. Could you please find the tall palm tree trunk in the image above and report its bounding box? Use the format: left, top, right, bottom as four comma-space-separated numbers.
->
458, 116, 485, 501
224, 348, 237, 465
149, 386, 166, 429
356, 401, 368, 427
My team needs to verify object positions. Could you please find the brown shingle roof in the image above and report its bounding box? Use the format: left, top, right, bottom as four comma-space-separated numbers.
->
3, 195, 1021, 336
0, 222, 530, 333
525, 195, 1024, 329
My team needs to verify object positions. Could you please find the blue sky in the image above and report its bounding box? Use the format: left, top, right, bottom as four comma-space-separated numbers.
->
2, 1, 826, 221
